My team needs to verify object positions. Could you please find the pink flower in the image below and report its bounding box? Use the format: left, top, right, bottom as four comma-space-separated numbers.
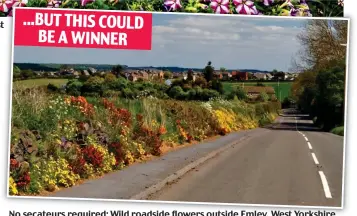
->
47, 0, 62, 8
263, 0, 274, 6
81, 0, 95, 6
7, 0, 27, 16
210, 0, 229, 14
164, 0, 182, 11
338, 0, 343, 7
0, 0, 13, 13
12, 0, 27, 7
233, 0, 259, 15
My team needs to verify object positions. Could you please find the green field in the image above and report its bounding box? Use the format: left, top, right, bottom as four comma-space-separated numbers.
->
223, 82, 293, 101
13, 79, 68, 89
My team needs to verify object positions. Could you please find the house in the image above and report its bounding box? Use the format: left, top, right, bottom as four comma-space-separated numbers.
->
88, 67, 97, 75
222, 72, 232, 80
138, 71, 149, 80
172, 73, 181, 79
254, 73, 267, 80
213, 71, 223, 79
182, 73, 188, 80
73, 71, 81, 76
128, 73, 138, 82
244, 86, 275, 99
82, 70, 90, 76
266, 73, 273, 80
232, 71, 248, 81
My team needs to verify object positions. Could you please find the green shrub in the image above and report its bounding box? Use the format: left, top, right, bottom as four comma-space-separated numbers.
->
227, 86, 247, 100
82, 76, 105, 96
66, 80, 83, 96
257, 92, 269, 102
168, 86, 184, 99
330, 126, 344, 136
47, 83, 58, 92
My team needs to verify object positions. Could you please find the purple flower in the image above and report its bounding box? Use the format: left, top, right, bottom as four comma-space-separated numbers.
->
81, 0, 95, 7
47, 0, 61, 8
164, 0, 182, 11
263, 0, 274, 6
210, 0, 229, 14
233, 0, 258, 15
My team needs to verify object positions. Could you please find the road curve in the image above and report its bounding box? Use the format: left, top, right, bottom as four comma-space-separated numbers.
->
148, 109, 344, 207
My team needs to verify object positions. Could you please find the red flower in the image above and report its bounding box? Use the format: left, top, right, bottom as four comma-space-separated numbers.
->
16, 172, 31, 189
82, 146, 103, 168
10, 159, 19, 170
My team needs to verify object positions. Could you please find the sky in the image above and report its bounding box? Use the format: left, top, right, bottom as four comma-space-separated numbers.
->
14, 13, 308, 71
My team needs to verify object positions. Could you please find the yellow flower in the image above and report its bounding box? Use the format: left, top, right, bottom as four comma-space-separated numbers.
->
9, 177, 18, 195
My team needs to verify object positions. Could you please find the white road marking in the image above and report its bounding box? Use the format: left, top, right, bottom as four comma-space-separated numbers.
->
311, 153, 319, 165
307, 142, 312, 150
293, 112, 332, 200
319, 171, 333, 199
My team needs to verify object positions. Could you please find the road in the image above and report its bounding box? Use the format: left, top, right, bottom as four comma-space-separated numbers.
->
148, 109, 344, 207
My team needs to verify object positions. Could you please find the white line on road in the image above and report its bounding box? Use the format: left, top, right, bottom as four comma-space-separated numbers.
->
307, 142, 312, 150
319, 171, 333, 199
304, 136, 309, 141
311, 153, 319, 165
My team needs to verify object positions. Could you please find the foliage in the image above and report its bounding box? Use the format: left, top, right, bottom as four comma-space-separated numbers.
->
330, 126, 344, 136
257, 92, 269, 102
1, 0, 343, 17
203, 61, 214, 82
9, 88, 281, 196
292, 19, 347, 131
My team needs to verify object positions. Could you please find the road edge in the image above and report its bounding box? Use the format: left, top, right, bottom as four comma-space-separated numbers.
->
130, 134, 252, 200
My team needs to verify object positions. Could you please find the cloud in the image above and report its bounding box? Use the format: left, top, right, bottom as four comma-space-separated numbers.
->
149, 15, 304, 70
14, 14, 307, 71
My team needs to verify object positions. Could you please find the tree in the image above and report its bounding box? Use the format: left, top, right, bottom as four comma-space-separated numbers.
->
60, 64, 70, 71
104, 73, 117, 82
13, 65, 21, 79
294, 19, 348, 72
164, 71, 172, 79
314, 62, 345, 130
203, 61, 214, 82
20, 70, 35, 79
220, 67, 226, 72
112, 65, 124, 77
211, 79, 224, 94
187, 69, 194, 81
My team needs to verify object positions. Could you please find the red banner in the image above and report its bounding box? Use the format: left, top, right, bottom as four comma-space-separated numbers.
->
13, 8, 152, 50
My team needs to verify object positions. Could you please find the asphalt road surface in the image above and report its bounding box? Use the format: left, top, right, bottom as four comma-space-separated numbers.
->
148, 109, 344, 207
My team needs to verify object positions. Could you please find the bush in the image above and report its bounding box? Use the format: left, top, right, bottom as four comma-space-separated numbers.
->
47, 83, 58, 92
257, 92, 269, 102
66, 80, 83, 96
211, 79, 224, 94
227, 86, 247, 100
168, 86, 184, 99
199, 89, 220, 101
282, 96, 295, 108
104, 73, 117, 82
81, 76, 105, 96
330, 126, 344, 136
